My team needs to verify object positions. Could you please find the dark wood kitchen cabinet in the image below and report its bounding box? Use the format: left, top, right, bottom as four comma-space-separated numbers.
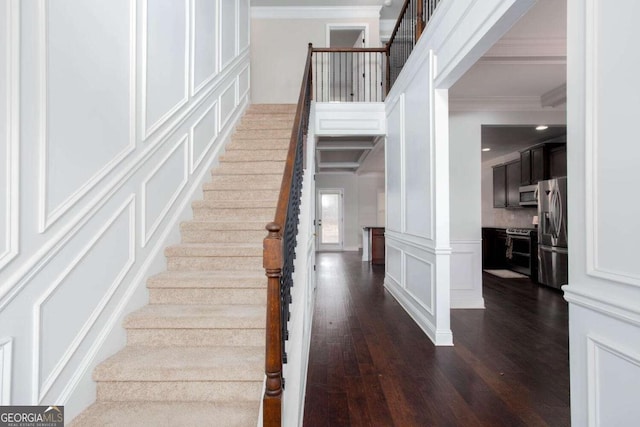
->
493, 160, 520, 208
482, 228, 508, 269
520, 142, 567, 185
492, 164, 506, 208
370, 227, 385, 265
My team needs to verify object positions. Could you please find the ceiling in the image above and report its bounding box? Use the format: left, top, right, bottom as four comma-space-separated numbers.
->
481, 125, 566, 161
315, 136, 383, 174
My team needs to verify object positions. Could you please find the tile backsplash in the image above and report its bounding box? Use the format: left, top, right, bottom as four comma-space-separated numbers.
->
483, 207, 537, 229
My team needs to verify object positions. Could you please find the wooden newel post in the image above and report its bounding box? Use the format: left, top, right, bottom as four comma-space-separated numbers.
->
263, 222, 283, 427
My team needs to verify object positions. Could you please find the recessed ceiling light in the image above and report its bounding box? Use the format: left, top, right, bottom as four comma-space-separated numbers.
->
482, 148, 491, 152
536, 125, 549, 131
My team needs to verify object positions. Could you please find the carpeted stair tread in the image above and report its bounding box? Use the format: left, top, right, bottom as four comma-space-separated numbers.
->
165, 242, 262, 257
203, 189, 280, 201
247, 104, 296, 114
227, 139, 289, 150
213, 161, 286, 175
204, 174, 283, 190
93, 346, 263, 382
69, 401, 259, 427
220, 149, 288, 162
191, 199, 277, 209
124, 304, 265, 329
231, 129, 291, 139
180, 221, 268, 231
147, 270, 267, 289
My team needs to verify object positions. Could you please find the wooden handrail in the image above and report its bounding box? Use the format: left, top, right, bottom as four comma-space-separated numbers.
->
263, 42, 314, 427
386, 0, 412, 48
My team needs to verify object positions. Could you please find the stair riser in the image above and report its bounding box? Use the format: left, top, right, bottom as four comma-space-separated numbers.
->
247, 105, 296, 114
221, 150, 288, 162
182, 230, 266, 243
234, 129, 291, 139
237, 122, 293, 132
167, 257, 262, 271
213, 162, 285, 175
206, 175, 282, 190
148, 288, 266, 305
203, 190, 280, 201
242, 114, 294, 121
192, 208, 273, 221
126, 329, 264, 347
227, 140, 289, 150
96, 382, 262, 402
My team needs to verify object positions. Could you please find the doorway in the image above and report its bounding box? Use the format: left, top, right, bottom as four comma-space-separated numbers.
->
317, 189, 344, 251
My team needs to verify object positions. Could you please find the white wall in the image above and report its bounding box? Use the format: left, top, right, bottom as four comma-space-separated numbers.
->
250, 7, 381, 104
0, 0, 250, 419
384, 0, 537, 345
282, 104, 316, 427
448, 109, 565, 308
565, 0, 640, 425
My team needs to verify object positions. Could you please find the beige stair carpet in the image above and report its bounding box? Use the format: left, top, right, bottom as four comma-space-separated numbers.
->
70, 104, 296, 427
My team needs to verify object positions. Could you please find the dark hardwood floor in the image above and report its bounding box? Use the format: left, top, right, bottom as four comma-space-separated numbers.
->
303, 252, 569, 427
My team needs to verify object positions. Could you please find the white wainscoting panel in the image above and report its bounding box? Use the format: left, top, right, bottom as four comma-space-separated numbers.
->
386, 244, 402, 285
41, 0, 135, 231
403, 67, 433, 239
0, 0, 19, 269
221, 0, 237, 69
585, 0, 640, 287
191, 0, 219, 96
190, 102, 219, 173
219, 80, 237, 129
238, 66, 250, 101
588, 335, 640, 426
238, 0, 250, 52
385, 96, 403, 233
0, 337, 12, 405
141, 136, 189, 246
450, 240, 484, 309
315, 103, 386, 136
405, 253, 434, 315
143, 0, 189, 137
1, 0, 249, 418
34, 196, 135, 402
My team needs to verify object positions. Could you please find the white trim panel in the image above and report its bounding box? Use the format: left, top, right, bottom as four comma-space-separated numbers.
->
0, 0, 19, 269
0, 337, 12, 405
33, 196, 136, 403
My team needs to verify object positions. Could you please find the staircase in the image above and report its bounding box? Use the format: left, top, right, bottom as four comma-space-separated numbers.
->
70, 104, 296, 427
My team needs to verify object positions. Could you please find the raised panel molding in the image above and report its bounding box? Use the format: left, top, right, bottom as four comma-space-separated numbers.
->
219, 80, 237, 129
190, 102, 219, 173
141, 135, 189, 246
37, 0, 136, 232
142, 0, 190, 138
315, 103, 386, 136
584, 0, 640, 288
0, 0, 19, 269
33, 196, 135, 403
251, 6, 382, 19
0, 337, 12, 405
238, 65, 250, 101
404, 252, 435, 315
191, 0, 219, 97
587, 335, 640, 425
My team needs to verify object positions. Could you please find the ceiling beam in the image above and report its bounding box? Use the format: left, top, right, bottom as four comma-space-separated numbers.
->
541, 83, 567, 108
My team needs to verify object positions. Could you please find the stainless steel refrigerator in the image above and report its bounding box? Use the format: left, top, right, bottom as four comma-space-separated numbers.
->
537, 177, 568, 289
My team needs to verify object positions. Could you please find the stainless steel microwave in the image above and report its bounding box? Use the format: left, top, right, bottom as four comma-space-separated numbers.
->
519, 184, 538, 206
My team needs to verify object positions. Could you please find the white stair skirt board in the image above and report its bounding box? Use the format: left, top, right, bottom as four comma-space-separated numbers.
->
69, 104, 296, 426
483, 269, 529, 279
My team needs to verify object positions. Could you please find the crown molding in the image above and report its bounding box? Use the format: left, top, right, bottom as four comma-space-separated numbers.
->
251, 6, 382, 20
541, 83, 567, 108
449, 96, 566, 112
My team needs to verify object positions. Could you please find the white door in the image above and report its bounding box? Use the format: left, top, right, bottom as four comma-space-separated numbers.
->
317, 189, 343, 251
